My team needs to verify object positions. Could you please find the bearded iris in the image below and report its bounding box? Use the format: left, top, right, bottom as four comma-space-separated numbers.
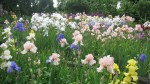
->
138, 54, 146, 62
13, 22, 24, 32
46, 53, 60, 65
7, 61, 21, 73
17, 22, 24, 32
70, 43, 80, 51
56, 33, 64, 42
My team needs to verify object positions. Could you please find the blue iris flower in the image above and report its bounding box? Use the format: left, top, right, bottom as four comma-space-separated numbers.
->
10, 35, 13, 39
14, 42, 17, 47
105, 23, 110, 29
123, 21, 127, 25
7, 61, 21, 73
91, 21, 95, 26
138, 54, 146, 62
56, 33, 64, 42
13, 27, 16, 31
16, 22, 24, 32
70, 43, 80, 51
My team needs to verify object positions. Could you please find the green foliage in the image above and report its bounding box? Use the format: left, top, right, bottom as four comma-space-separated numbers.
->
116, 0, 150, 23
1, 0, 149, 22
88, 0, 118, 15
136, 0, 150, 23
0, 25, 150, 83
1, 0, 55, 16
34, 0, 55, 13
59, 0, 89, 13
58, 0, 149, 23
0, 14, 13, 24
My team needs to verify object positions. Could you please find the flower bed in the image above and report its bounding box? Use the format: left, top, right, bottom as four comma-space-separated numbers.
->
0, 13, 150, 83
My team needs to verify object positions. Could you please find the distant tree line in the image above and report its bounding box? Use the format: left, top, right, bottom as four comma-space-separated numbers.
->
0, 0, 55, 16
0, 0, 149, 23
57, 0, 150, 23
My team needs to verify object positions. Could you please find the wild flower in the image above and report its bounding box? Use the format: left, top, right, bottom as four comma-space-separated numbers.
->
21, 41, 37, 54
59, 38, 68, 47
16, 22, 24, 32
135, 24, 143, 32
4, 20, 9, 24
56, 33, 65, 42
0, 50, 12, 60
113, 63, 120, 74
138, 54, 146, 62
56, 33, 68, 47
2, 27, 12, 36
81, 54, 96, 66
137, 32, 144, 39
26, 30, 36, 42
18, 17, 24, 22
46, 53, 60, 65
74, 34, 83, 45
0, 61, 9, 69
72, 30, 81, 39
143, 21, 150, 28
121, 59, 138, 83
7, 61, 21, 73
12, 15, 17, 19
97, 55, 115, 74
0, 43, 8, 50
125, 16, 135, 22
70, 43, 80, 51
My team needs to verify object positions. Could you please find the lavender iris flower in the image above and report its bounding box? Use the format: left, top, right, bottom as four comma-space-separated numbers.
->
91, 21, 95, 26
16, 22, 24, 32
70, 43, 80, 51
123, 21, 127, 25
14, 42, 17, 47
137, 32, 144, 39
10, 35, 13, 39
13, 27, 16, 31
7, 61, 21, 73
105, 23, 110, 29
56, 33, 64, 42
138, 54, 146, 62
25, 20, 29, 25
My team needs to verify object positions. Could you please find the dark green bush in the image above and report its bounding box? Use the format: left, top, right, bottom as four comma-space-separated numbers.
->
63, 0, 89, 13
136, 0, 150, 23
0, 14, 13, 24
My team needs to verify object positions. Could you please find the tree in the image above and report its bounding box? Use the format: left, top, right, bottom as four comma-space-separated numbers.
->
0, 0, 55, 15
37, 0, 55, 13
58, 0, 89, 13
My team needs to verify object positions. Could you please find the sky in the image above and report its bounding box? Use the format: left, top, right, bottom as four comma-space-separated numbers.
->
53, 0, 58, 8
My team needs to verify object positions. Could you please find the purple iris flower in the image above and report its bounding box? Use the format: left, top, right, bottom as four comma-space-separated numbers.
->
137, 32, 144, 39
138, 54, 146, 62
56, 33, 64, 42
25, 20, 29, 25
7, 61, 21, 73
70, 43, 80, 51
16, 22, 24, 32
14, 42, 17, 47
